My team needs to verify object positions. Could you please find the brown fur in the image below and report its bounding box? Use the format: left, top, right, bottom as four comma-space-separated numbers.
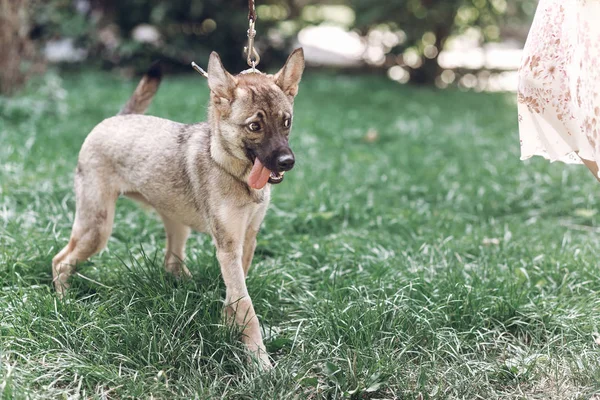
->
119, 62, 162, 115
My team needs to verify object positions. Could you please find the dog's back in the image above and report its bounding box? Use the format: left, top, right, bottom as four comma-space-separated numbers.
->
77, 61, 176, 177
75, 63, 213, 227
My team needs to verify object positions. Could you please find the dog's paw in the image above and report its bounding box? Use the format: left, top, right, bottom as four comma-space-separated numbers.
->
251, 350, 273, 371
165, 263, 193, 279
180, 265, 193, 279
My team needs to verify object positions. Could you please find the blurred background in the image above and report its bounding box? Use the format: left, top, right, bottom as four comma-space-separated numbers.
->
1, 0, 537, 96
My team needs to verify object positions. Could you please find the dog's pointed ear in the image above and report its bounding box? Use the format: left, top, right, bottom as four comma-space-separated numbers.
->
274, 48, 305, 98
207, 52, 236, 100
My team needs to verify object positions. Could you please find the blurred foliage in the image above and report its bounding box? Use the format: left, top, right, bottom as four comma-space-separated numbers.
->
349, 0, 537, 83
100, 0, 304, 72
21, 0, 537, 83
32, 0, 90, 41
29, 0, 305, 73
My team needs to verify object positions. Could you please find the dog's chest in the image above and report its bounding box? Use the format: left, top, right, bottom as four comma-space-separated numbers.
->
249, 186, 268, 204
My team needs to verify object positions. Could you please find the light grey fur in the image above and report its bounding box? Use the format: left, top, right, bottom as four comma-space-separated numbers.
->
51, 49, 305, 369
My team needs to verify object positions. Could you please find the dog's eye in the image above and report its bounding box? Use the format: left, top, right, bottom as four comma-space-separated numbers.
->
283, 118, 291, 128
248, 122, 261, 132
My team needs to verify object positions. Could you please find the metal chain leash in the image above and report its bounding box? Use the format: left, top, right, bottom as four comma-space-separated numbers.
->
191, 0, 260, 78
244, 0, 260, 71
247, 0, 257, 23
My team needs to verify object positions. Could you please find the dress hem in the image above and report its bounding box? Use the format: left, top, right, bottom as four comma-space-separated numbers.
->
520, 151, 583, 165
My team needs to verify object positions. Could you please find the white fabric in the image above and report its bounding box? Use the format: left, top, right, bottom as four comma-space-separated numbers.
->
518, 0, 600, 171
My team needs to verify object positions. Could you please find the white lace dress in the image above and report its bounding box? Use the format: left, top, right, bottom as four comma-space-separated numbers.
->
518, 0, 600, 175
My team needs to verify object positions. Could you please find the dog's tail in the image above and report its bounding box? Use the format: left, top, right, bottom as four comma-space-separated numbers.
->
118, 61, 162, 115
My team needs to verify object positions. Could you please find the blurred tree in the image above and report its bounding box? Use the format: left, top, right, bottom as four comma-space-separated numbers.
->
22, 0, 305, 74
349, 0, 536, 84
32, 0, 91, 42
86, 0, 303, 72
0, 0, 44, 95
5, 0, 536, 91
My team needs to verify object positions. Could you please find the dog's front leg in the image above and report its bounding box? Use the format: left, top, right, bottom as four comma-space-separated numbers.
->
241, 227, 257, 277
215, 236, 270, 369
242, 207, 267, 277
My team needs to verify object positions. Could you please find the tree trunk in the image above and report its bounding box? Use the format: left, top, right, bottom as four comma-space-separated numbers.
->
411, 55, 441, 85
0, 0, 43, 95
410, 24, 451, 85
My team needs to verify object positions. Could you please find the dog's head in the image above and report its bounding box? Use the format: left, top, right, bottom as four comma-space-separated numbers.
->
207, 48, 305, 189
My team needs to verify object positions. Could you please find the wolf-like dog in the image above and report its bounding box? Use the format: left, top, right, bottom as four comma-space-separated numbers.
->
51, 49, 305, 368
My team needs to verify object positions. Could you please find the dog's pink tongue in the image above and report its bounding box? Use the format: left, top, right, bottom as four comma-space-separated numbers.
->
248, 158, 271, 189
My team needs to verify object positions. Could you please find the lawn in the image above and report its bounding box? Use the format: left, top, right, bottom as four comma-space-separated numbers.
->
1, 69, 600, 399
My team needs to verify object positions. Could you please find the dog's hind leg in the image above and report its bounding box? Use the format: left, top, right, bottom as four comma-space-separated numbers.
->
52, 171, 118, 296
160, 215, 191, 278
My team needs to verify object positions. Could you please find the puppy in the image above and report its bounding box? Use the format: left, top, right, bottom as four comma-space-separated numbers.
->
52, 49, 305, 368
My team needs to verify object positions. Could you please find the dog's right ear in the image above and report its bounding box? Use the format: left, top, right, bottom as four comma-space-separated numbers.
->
207, 52, 237, 102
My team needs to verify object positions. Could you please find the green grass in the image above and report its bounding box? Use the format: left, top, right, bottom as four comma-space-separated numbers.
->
1, 69, 600, 399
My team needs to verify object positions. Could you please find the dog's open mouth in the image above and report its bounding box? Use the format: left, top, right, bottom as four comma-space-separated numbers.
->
248, 157, 285, 189
268, 171, 284, 184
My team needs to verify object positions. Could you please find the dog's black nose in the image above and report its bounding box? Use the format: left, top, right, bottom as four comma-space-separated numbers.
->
276, 154, 295, 172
